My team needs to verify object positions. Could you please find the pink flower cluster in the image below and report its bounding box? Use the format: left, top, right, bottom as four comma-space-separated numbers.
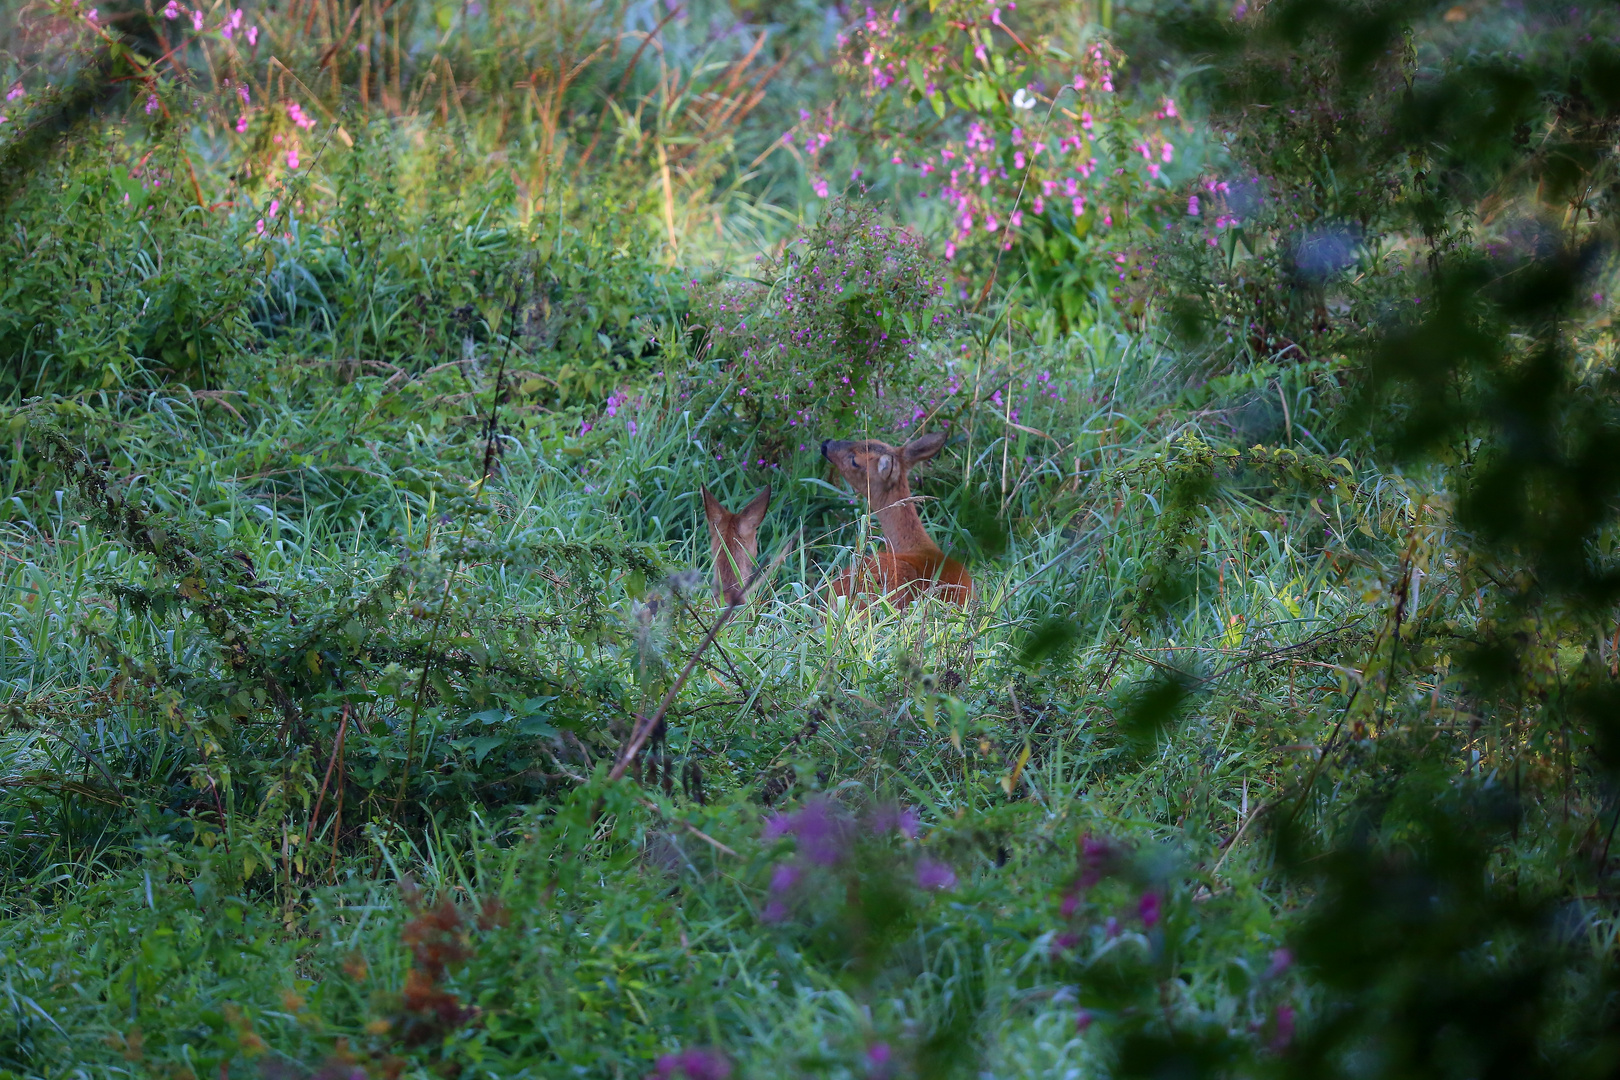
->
162, 0, 259, 43
796, 11, 1185, 264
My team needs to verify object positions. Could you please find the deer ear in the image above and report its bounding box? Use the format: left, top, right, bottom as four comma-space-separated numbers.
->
901, 432, 947, 464
877, 454, 895, 479
701, 486, 727, 535
737, 484, 771, 535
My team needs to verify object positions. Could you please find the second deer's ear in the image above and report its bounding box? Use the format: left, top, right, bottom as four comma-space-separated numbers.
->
737, 484, 771, 535
901, 432, 947, 465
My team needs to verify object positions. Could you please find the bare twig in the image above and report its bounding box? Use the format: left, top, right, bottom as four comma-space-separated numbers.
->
608, 532, 797, 783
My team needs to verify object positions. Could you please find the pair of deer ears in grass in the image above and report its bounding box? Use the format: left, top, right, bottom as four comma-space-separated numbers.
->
702, 432, 947, 537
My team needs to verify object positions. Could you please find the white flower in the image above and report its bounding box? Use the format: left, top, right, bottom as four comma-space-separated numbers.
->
1012, 87, 1036, 110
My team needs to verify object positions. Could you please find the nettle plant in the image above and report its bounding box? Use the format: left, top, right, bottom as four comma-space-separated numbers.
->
785, 1, 1193, 323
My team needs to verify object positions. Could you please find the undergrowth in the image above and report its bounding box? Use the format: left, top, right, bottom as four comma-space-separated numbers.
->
4, 0, 1620, 1078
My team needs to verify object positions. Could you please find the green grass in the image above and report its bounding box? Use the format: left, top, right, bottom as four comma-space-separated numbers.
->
1, 2, 1616, 1076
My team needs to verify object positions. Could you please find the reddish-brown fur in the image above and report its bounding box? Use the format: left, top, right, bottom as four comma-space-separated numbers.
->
821, 433, 973, 609
701, 484, 771, 606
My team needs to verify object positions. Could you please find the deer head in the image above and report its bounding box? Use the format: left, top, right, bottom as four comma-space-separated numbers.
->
820, 433, 947, 551
701, 484, 771, 606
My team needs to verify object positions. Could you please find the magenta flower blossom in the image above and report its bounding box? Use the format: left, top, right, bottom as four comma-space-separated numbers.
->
286, 148, 300, 169
5, 83, 23, 102
1271, 1004, 1295, 1051
1075, 1009, 1093, 1032
191, 9, 204, 29
246, 24, 258, 44
1137, 891, 1161, 929
650, 1048, 732, 1080
1187, 195, 1201, 216
1266, 948, 1293, 978
915, 857, 956, 891
235, 113, 249, 133
163, 0, 179, 17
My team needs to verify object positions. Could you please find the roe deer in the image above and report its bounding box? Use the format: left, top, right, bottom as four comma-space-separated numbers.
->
701, 484, 771, 606
821, 433, 973, 609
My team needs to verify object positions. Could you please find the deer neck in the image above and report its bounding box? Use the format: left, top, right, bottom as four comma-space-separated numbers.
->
872, 481, 942, 556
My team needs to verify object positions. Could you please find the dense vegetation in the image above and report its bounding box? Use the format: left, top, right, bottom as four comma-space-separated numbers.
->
4, 0, 1620, 1076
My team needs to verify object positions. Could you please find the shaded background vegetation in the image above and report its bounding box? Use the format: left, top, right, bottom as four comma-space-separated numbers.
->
3, 0, 1620, 1076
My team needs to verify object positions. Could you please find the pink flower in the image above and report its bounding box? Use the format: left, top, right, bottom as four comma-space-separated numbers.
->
1187, 195, 1201, 216
944, 242, 956, 260
144, 95, 159, 114
254, 219, 266, 236
85, 8, 99, 23
286, 148, 300, 169
1080, 111, 1094, 131
269, 198, 281, 217
1161, 142, 1174, 163
163, 0, 179, 17
1266, 948, 1293, 978
235, 113, 249, 133
811, 177, 829, 198
1032, 196, 1044, 214
246, 24, 258, 44
191, 9, 204, 29
985, 215, 998, 233
1014, 151, 1026, 169
287, 102, 316, 130
5, 83, 23, 102
1009, 209, 1022, 228
0, 115, 8, 124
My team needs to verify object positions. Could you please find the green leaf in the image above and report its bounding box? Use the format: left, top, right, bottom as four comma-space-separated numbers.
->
469, 735, 506, 766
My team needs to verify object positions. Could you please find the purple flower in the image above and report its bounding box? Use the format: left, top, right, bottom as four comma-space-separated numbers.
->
915, 857, 956, 891
868, 803, 919, 839
1075, 1009, 1093, 1032
1266, 948, 1292, 978
1270, 1004, 1295, 1051
650, 1048, 732, 1080
866, 1042, 894, 1078
768, 863, 801, 896
764, 799, 849, 866
1137, 891, 1161, 929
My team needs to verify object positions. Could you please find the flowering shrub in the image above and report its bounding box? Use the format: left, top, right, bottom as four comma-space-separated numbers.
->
784, 2, 1195, 323
688, 199, 955, 449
